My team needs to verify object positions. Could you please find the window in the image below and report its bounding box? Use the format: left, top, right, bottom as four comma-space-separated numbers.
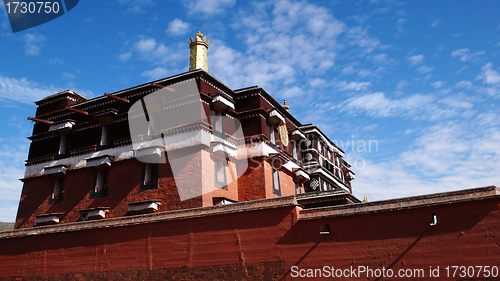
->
141, 163, 158, 190
292, 141, 298, 160
58, 135, 67, 155
100, 125, 113, 146
295, 181, 301, 194
147, 116, 155, 136
214, 157, 227, 189
213, 111, 225, 139
97, 125, 114, 150
269, 125, 277, 144
49, 178, 64, 204
272, 167, 281, 196
91, 170, 108, 198
100, 126, 109, 146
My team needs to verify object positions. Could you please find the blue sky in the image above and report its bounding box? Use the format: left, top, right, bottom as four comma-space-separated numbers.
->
0, 0, 499, 222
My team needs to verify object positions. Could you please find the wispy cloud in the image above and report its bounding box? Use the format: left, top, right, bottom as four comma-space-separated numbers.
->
0, 137, 28, 222
48, 58, 64, 65
336, 81, 371, 91
432, 81, 445, 88
431, 20, 440, 27
417, 66, 433, 73
339, 90, 474, 121
183, 0, 235, 17
346, 26, 380, 54
24, 33, 45, 56
408, 54, 424, 65
352, 107, 500, 202
456, 80, 474, 89
451, 48, 485, 62
341, 92, 432, 118
209, 0, 345, 92
141, 66, 170, 81
0, 76, 59, 104
119, 52, 132, 62
116, 0, 154, 14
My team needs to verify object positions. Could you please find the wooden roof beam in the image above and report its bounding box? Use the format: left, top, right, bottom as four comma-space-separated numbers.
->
105, 93, 130, 103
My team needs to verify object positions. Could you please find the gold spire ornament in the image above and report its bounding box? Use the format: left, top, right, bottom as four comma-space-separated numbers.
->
189, 31, 210, 72
363, 195, 368, 203
283, 99, 289, 111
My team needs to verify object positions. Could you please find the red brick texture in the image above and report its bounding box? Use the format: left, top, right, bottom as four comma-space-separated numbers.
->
17, 153, 297, 228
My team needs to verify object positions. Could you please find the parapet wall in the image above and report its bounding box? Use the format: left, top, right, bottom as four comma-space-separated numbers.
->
0, 186, 499, 280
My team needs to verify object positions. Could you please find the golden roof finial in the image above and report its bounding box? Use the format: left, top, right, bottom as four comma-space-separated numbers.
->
189, 31, 210, 72
283, 99, 290, 111
363, 194, 368, 203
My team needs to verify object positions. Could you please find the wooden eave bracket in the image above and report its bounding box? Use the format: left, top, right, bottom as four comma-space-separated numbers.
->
105, 93, 130, 103
151, 83, 175, 92
65, 106, 88, 115
27, 117, 53, 124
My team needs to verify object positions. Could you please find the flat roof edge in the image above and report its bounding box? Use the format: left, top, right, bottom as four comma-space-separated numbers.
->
300, 185, 500, 220
0, 196, 298, 240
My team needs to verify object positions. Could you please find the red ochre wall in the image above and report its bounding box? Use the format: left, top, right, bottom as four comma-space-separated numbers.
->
1, 197, 499, 280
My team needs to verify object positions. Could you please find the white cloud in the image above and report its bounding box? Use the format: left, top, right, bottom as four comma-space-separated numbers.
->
62, 72, 76, 80
208, 1, 347, 94
451, 48, 469, 59
141, 67, 170, 81
340, 91, 475, 121
119, 52, 132, 62
396, 18, 407, 33
277, 86, 303, 98
343, 92, 427, 117
130, 37, 184, 67
183, 0, 235, 16
456, 80, 474, 89
135, 38, 157, 53
451, 48, 485, 62
431, 81, 445, 88
357, 69, 375, 77
417, 66, 433, 73
0, 137, 29, 222
166, 19, 189, 36
0, 76, 60, 104
346, 26, 380, 53
48, 58, 64, 65
336, 81, 371, 91
116, 0, 154, 14
310, 78, 326, 87
24, 33, 45, 56
477, 63, 500, 85
372, 53, 389, 65
431, 20, 440, 27
342, 65, 357, 75
353, 110, 500, 202
408, 54, 424, 65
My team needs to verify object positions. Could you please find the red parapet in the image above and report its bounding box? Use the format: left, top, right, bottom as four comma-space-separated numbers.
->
27, 117, 54, 124
105, 93, 130, 103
